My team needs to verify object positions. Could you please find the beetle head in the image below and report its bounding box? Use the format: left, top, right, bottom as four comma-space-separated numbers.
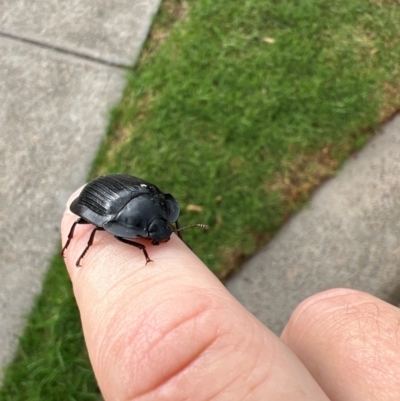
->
148, 218, 173, 243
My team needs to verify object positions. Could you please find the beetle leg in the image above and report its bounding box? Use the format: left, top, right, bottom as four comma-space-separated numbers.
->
174, 220, 194, 250
61, 218, 90, 257
175, 220, 183, 240
115, 237, 152, 264
76, 227, 105, 267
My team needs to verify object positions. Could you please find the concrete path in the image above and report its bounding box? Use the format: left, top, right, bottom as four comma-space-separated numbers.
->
0, 0, 161, 383
226, 116, 400, 335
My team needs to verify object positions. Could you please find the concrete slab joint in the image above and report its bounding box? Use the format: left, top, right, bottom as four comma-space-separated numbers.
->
0, 0, 162, 66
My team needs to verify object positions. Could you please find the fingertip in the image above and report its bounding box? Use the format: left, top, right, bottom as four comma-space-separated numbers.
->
281, 288, 369, 342
281, 289, 400, 400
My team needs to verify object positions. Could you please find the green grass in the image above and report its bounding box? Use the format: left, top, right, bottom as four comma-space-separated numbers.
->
93, 0, 400, 276
0, 256, 99, 400
1, 0, 400, 398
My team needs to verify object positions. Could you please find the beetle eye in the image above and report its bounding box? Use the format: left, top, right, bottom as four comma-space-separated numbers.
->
148, 218, 173, 243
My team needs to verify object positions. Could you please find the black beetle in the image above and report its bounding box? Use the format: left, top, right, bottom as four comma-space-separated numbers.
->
62, 174, 208, 267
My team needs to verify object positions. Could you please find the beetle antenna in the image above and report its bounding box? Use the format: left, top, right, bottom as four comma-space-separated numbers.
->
175, 224, 209, 231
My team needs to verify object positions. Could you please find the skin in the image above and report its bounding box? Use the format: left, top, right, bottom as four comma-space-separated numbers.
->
61, 188, 400, 401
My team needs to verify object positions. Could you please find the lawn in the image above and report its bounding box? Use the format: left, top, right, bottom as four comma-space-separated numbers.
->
1, 0, 399, 398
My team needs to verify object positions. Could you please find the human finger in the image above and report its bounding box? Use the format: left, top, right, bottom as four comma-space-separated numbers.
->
281, 288, 400, 401
61, 188, 330, 401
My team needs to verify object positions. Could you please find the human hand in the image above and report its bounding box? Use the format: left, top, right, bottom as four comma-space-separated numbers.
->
62, 190, 400, 401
